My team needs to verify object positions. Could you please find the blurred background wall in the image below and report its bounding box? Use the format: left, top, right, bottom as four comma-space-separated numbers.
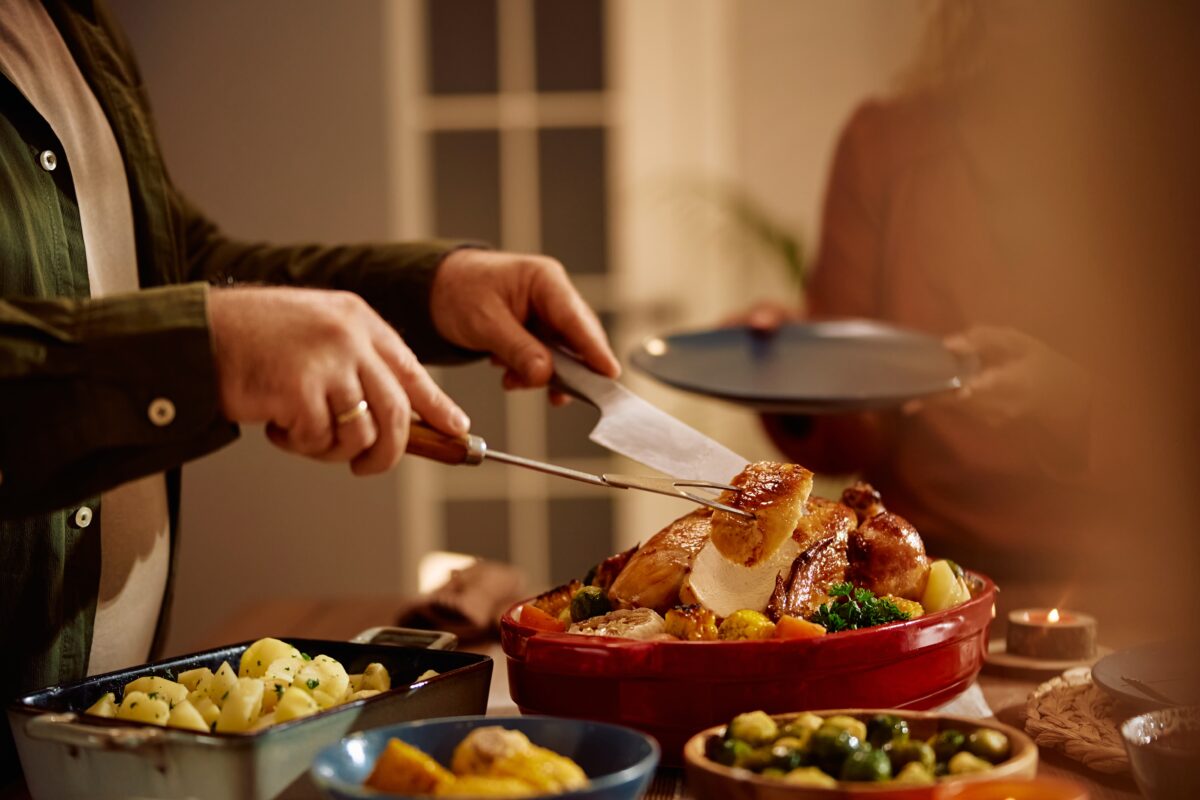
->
107, 0, 926, 653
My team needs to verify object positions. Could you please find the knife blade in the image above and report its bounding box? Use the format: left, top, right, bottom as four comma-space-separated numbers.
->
550, 349, 748, 484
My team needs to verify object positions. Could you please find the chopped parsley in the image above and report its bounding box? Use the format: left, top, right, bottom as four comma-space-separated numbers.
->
221, 690, 229, 701
129, 702, 138, 709
147, 692, 158, 700
300, 652, 311, 662
274, 684, 285, 699
306, 679, 320, 690
809, 583, 911, 633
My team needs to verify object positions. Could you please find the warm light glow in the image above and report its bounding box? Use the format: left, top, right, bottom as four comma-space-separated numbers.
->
644, 337, 668, 356
1047, 608, 1061, 623
418, 550, 478, 594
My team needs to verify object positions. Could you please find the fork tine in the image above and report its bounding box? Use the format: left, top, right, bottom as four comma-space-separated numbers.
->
680, 491, 755, 518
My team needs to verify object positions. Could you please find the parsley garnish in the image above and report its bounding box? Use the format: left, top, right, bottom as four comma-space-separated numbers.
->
306, 679, 320, 690
147, 692, 158, 700
300, 652, 311, 661
809, 583, 911, 633
274, 684, 284, 699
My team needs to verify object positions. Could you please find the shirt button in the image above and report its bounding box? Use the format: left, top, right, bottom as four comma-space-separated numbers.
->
148, 397, 176, 426
38, 150, 57, 171
73, 506, 93, 528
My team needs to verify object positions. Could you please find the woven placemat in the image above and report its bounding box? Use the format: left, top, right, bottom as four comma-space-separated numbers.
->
1024, 666, 1129, 774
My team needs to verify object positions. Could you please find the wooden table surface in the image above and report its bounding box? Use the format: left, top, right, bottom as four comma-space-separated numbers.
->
192, 595, 1145, 800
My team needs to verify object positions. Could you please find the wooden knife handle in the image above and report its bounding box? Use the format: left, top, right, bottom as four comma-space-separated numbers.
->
406, 420, 486, 465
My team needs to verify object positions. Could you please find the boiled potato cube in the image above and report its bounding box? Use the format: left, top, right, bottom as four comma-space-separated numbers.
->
215, 678, 264, 733
116, 691, 169, 726
123, 676, 187, 707
922, 560, 971, 613
264, 657, 299, 686
348, 689, 381, 703
274, 686, 319, 723
85, 692, 117, 719
261, 678, 288, 713
193, 696, 220, 729
416, 669, 440, 682
361, 663, 391, 693
167, 699, 209, 733
348, 674, 364, 693
208, 661, 238, 708
251, 711, 276, 731
239, 638, 302, 679
295, 656, 349, 709
177, 667, 213, 692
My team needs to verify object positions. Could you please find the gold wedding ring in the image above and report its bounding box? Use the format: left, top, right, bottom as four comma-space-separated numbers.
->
334, 399, 369, 426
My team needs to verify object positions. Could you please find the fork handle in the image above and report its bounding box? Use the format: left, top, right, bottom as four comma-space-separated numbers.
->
406, 420, 486, 465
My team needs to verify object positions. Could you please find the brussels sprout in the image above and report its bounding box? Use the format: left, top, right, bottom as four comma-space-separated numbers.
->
823, 714, 868, 742
867, 714, 910, 747
717, 609, 776, 640
738, 746, 777, 771
569, 586, 611, 623
967, 728, 1011, 763
727, 710, 779, 746
931, 728, 967, 762
780, 712, 824, 739
810, 724, 862, 775
883, 737, 936, 772
714, 737, 753, 767
894, 761, 936, 785
770, 739, 809, 772
782, 767, 838, 787
840, 746, 892, 782
948, 751, 994, 775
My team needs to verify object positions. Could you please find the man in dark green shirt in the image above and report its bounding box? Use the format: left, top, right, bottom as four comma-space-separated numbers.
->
0, 0, 618, 782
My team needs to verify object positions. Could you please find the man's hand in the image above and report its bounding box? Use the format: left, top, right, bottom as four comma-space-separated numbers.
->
208, 286, 469, 474
429, 249, 620, 398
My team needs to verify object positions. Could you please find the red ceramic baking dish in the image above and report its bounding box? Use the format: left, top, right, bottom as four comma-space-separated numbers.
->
500, 571, 995, 765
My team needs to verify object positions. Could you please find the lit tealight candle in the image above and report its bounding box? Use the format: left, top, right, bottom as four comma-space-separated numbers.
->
1006, 607, 1097, 661
939, 777, 1090, 799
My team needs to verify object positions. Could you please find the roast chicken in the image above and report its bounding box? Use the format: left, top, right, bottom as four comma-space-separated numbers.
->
843, 482, 930, 601
602, 471, 931, 623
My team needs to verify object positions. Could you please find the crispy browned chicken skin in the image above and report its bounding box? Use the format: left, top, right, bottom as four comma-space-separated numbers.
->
765, 537, 849, 622
608, 509, 711, 613
712, 461, 813, 566
842, 483, 930, 600
795, 496, 857, 550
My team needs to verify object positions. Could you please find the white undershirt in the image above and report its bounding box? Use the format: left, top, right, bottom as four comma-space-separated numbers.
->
0, 0, 170, 675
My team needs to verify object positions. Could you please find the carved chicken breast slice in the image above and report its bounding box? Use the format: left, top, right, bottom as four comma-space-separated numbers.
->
711, 462, 813, 566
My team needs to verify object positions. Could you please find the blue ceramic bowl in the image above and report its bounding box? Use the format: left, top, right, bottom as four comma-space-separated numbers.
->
310, 714, 659, 799
1120, 705, 1200, 800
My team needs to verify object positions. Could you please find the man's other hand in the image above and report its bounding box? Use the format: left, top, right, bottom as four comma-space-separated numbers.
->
208, 286, 469, 474
429, 249, 620, 400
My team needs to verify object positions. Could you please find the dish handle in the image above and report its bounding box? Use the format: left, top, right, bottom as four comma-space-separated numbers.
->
24, 712, 167, 750
350, 626, 457, 651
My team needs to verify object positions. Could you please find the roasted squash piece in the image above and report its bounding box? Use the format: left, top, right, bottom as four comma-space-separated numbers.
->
367, 737, 455, 794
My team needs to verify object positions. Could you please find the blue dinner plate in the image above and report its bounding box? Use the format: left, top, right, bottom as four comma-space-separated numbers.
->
631, 319, 979, 413
310, 714, 659, 800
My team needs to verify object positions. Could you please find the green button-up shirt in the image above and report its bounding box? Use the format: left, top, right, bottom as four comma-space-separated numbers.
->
0, 0, 471, 779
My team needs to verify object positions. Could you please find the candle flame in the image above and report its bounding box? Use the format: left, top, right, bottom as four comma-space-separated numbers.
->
1047, 608, 1061, 623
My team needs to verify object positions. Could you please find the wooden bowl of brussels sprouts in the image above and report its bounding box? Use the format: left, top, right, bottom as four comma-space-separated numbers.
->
683, 709, 1036, 799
